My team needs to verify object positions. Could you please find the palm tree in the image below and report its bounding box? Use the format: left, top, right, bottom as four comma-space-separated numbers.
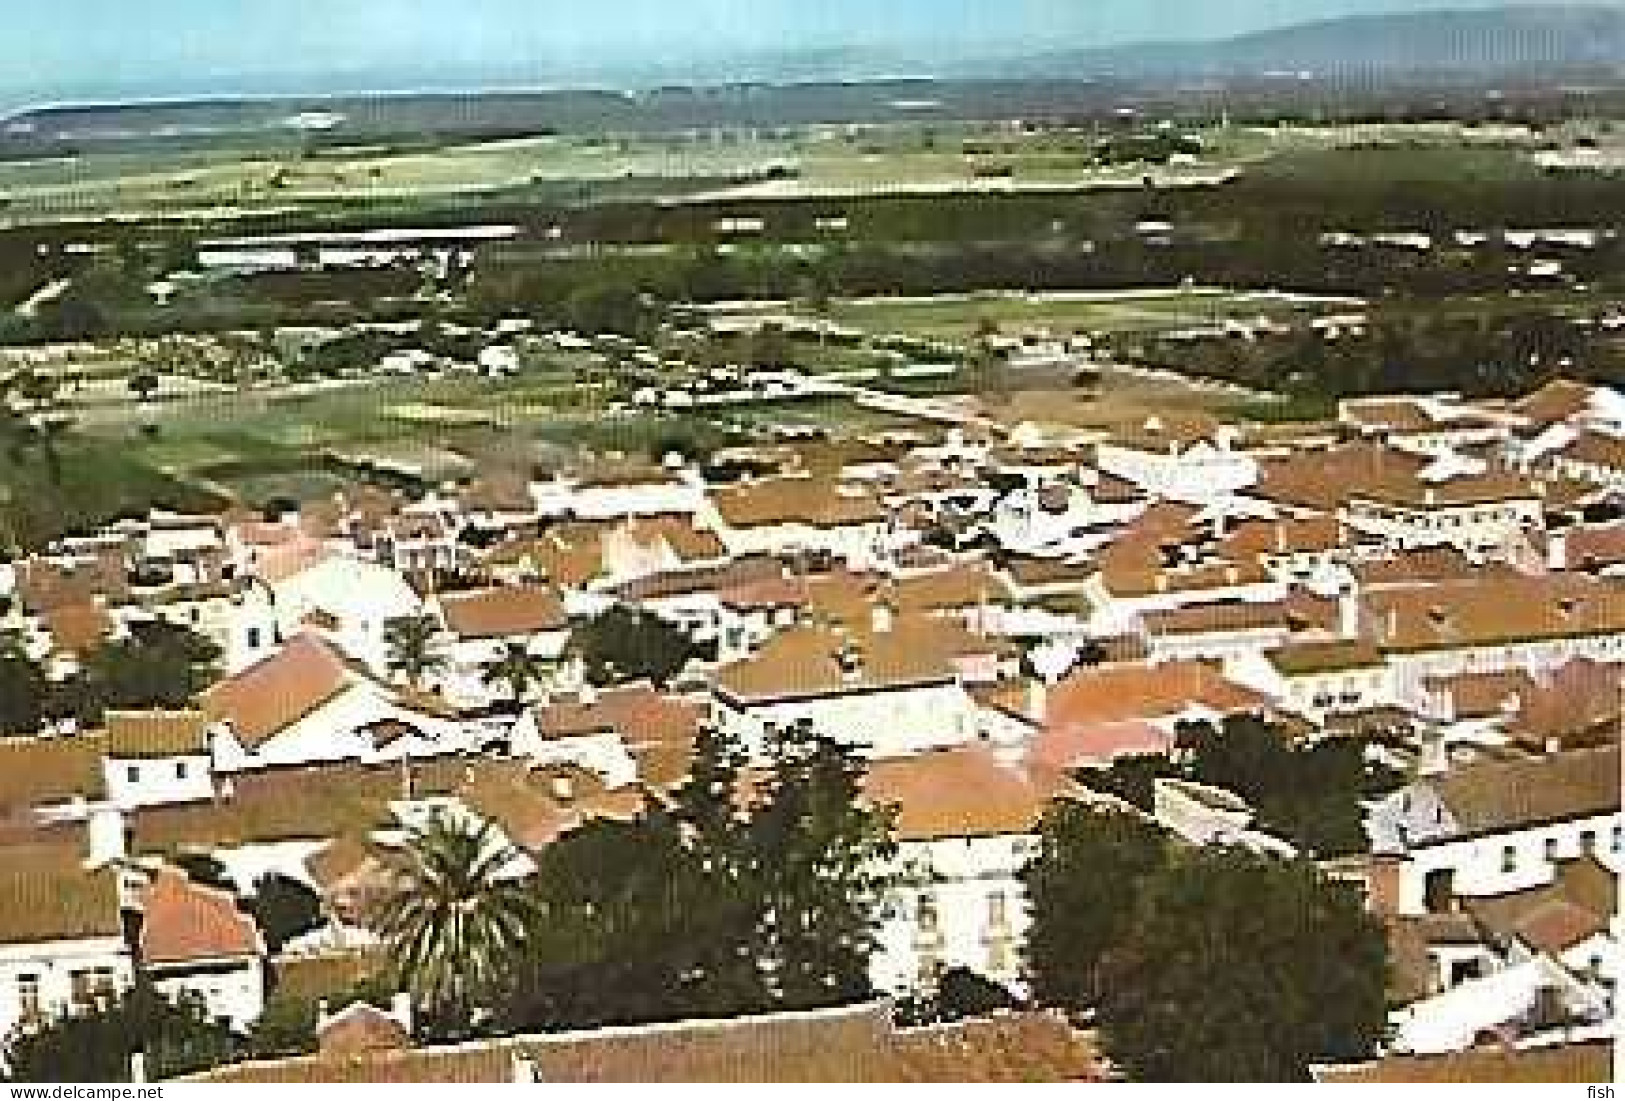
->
384, 615, 447, 693
377, 813, 534, 1032
482, 642, 546, 712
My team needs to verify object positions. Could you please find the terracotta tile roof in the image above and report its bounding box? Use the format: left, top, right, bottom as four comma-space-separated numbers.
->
717, 576, 808, 612
1515, 379, 1600, 426
1465, 857, 1616, 957
1002, 555, 1097, 588
105, 710, 209, 759
0, 841, 123, 945
1044, 661, 1269, 729
1427, 669, 1536, 719
1565, 523, 1625, 569
319, 1002, 413, 1056
1342, 397, 1503, 436
1431, 745, 1621, 839
190, 1003, 1103, 1083
1102, 413, 1225, 453
712, 477, 885, 530
1259, 444, 1536, 512
1267, 640, 1387, 677
456, 762, 646, 852
894, 563, 1011, 613
133, 761, 408, 849
140, 868, 262, 965
715, 623, 961, 705
1562, 430, 1625, 472
437, 584, 567, 641
1141, 599, 1294, 638
1509, 662, 1622, 751
616, 556, 784, 603
535, 686, 703, 748
1362, 574, 1625, 653
481, 529, 605, 589
1028, 719, 1173, 772
202, 635, 356, 751
1352, 547, 1485, 588
864, 746, 1075, 841
0, 734, 107, 813
1316, 1040, 1613, 1084
1219, 515, 1345, 558
1101, 556, 1271, 600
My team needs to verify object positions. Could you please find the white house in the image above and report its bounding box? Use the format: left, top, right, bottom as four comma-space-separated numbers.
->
203, 635, 477, 773
864, 747, 1078, 995
1095, 419, 1258, 505
138, 868, 266, 1033
711, 622, 982, 760
101, 711, 216, 810
267, 555, 424, 676
0, 843, 133, 1045
1224, 639, 1397, 724
433, 585, 571, 708
1366, 746, 1622, 917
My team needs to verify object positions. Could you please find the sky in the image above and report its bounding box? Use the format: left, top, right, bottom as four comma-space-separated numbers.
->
0, 0, 1601, 105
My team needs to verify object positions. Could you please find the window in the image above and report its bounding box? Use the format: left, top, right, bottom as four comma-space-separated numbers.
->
246, 627, 262, 650
175, 761, 189, 780
1613, 826, 1623, 854
125, 765, 140, 784
1581, 830, 1598, 856
1501, 846, 1518, 874
17, 974, 41, 1023
987, 892, 1010, 932
1545, 837, 1560, 863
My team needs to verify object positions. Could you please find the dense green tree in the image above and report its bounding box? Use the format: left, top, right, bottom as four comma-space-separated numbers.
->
567, 606, 698, 688
2, 984, 239, 1083
0, 647, 49, 736
1021, 804, 1170, 1010
502, 812, 758, 1031
67, 621, 220, 724
377, 812, 534, 1037
248, 873, 324, 953
1175, 716, 1391, 857
169, 852, 234, 893
1095, 849, 1388, 1082
898, 967, 1023, 1025
746, 721, 898, 1009
502, 723, 895, 1031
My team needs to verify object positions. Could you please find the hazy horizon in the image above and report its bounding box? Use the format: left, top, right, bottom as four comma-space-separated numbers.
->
0, 1, 1614, 109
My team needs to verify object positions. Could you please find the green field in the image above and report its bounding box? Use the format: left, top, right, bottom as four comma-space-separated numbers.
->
713, 288, 1365, 346
0, 119, 1559, 223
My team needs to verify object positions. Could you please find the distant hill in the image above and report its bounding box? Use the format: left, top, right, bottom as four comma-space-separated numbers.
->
1006, 5, 1625, 79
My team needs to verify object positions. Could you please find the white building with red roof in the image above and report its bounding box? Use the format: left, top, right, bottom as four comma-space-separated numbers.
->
138, 867, 266, 1032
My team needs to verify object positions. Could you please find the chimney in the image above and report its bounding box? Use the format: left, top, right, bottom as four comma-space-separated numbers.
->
129, 1052, 147, 1085
551, 774, 576, 803
871, 596, 895, 635
1339, 588, 1362, 640
86, 806, 127, 867
1026, 677, 1048, 723
1540, 535, 1566, 578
